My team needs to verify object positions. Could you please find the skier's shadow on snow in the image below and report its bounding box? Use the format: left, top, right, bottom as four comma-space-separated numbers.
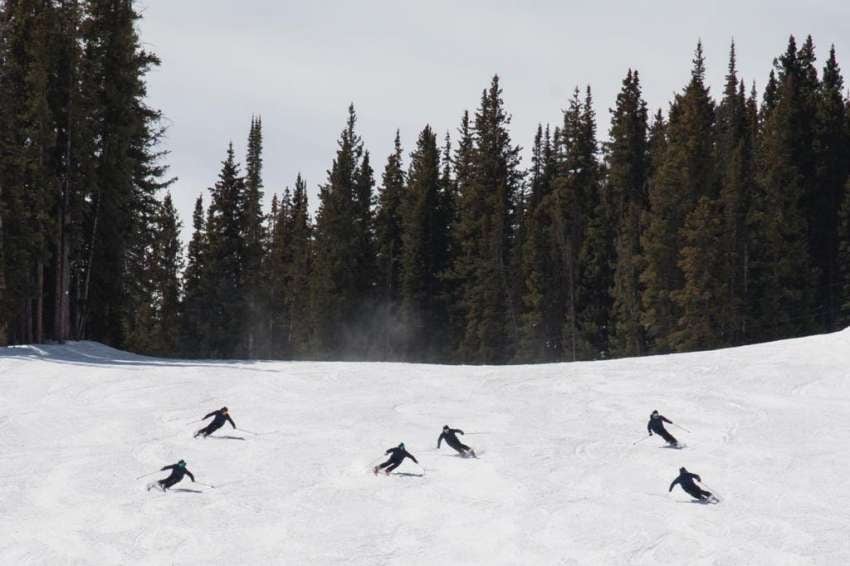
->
171, 488, 204, 494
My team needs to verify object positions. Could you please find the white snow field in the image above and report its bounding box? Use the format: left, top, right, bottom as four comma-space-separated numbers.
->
1, 330, 850, 565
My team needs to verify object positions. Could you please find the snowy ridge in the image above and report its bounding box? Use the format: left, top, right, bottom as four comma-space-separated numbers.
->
1, 331, 849, 564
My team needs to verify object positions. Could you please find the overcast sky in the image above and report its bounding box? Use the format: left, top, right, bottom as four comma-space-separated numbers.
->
137, 0, 850, 244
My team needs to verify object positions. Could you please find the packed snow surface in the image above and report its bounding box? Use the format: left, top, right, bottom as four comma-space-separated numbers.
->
2, 330, 850, 565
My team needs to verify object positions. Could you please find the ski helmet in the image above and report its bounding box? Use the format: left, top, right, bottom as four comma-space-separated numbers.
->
178, 460, 186, 467
221, 406, 228, 413
652, 410, 659, 416
443, 425, 449, 431
398, 442, 405, 450
679, 467, 687, 474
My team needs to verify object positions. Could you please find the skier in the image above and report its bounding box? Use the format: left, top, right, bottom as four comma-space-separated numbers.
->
669, 467, 715, 502
437, 425, 476, 457
149, 460, 195, 492
373, 443, 419, 475
194, 406, 236, 438
647, 409, 679, 447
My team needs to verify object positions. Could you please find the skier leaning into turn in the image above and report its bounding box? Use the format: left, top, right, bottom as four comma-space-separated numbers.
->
647, 409, 678, 446
669, 467, 714, 502
194, 406, 236, 438
150, 459, 195, 491
437, 425, 476, 457
373, 443, 419, 475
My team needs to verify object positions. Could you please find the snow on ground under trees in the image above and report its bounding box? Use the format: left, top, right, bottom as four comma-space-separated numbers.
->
1, 330, 849, 564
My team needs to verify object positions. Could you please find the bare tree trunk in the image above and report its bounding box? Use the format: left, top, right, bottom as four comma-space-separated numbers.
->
35, 261, 44, 343
0, 183, 6, 346
55, 46, 73, 344
77, 189, 101, 339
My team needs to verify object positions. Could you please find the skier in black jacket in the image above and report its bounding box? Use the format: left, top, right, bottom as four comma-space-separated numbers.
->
194, 406, 236, 438
373, 443, 419, 475
647, 409, 678, 446
438, 425, 476, 457
149, 460, 195, 491
669, 467, 714, 501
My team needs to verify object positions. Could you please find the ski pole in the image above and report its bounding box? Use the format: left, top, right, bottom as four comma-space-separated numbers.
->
186, 419, 202, 425
632, 435, 651, 446
135, 470, 159, 480
194, 481, 216, 489
672, 423, 692, 433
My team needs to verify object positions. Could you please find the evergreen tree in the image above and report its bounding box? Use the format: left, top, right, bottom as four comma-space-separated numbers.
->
641, 42, 715, 352
311, 105, 376, 358
180, 195, 209, 355
241, 116, 267, 357
267, 187, 291, 357
373, 131, 406, 358
0, 0, 57, 344
673, 42, 752, 349
574, 87, 613, 359
400, 125, 450, 360
78, 0, 171, 347
812, 45, 849, 330
133, 192, 182, 355
444, 112, 476, 361
516, 124, 556, 362
607, 69, 649, 357
839, 179, 850, 325
375, 131, 405, 304
285, 175, 313, 357
451, 76, 522, 363
747, 36, 818, 341
204, 143, 245, 357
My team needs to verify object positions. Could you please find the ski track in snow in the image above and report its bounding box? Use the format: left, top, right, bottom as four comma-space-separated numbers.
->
1, 332, 850, 564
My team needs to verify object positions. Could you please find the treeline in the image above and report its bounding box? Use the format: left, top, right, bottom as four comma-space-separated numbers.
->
178, 38, 850, 363
0, 0, 174, 351
3, 8, 850, 365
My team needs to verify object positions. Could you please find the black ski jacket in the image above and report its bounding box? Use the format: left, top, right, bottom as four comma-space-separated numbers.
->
648, 414, 673, 435
385, 446, 418, 465
204, 410, 236, 430
161, 464, 195, 483
669, 471, 701, 492
438, 428, 465, 449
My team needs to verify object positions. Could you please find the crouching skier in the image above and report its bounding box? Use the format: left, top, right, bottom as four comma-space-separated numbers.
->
647, 409, 679, 447
438, 425, 476, 458
669, 467, 716, 502
373, 443, 419, 475
194, 406, 236, 438
148, 460, 195, 492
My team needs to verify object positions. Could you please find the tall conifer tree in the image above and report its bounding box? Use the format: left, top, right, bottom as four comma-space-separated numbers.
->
641, 42, 715, 352
607, 70, 649, 357
451, 76, 522, 363
400, 125, 450, 360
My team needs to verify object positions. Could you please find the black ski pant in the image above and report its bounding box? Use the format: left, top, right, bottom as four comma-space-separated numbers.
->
656, 428, 677, 445
447, 440, 471, 455
684, 485, 712, 500
158, 476, 181, 490
196, 421, 224, 438
378, 459, 402, 473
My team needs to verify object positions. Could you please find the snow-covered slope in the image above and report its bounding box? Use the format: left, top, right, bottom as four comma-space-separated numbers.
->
1, 331, 849, 565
